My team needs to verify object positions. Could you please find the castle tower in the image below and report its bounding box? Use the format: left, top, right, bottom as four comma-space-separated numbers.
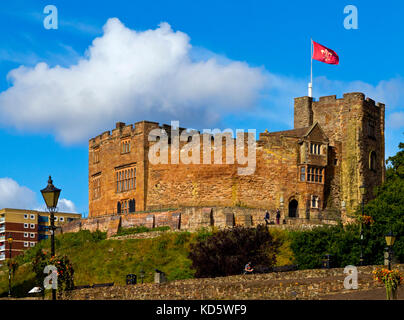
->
294, 92, 385, 216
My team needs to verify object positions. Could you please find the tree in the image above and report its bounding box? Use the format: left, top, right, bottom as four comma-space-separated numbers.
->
361, 142, 404, 264
189, 225, 280, 278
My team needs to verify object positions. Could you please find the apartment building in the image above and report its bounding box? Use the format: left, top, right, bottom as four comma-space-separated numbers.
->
0, 208, 81, 265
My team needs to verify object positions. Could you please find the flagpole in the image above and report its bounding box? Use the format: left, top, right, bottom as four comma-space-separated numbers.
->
308, 38, 313, 97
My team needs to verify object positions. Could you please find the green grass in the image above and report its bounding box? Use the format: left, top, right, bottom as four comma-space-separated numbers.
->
0, 228, 211, 297
0, 226, 295, 297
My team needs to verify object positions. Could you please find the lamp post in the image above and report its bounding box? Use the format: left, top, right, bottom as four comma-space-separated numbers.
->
7, 234, 13, 298
385, 231, 396, 270
359, 184, 366, 266
41, 176, 61, 301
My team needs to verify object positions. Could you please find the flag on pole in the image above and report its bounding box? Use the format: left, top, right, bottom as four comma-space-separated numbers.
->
312, 41, 339, 65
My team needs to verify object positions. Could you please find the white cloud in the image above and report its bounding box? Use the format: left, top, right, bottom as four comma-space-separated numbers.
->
0, 177, 77, 212
57, 198, 77, 213
0, 18, 267, 144
0, 178, 37, 210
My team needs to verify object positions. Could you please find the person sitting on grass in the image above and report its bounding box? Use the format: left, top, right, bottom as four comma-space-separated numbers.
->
243, 262, 254, 275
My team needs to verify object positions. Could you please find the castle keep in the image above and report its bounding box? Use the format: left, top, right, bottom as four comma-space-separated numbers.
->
88, 92, 385, 226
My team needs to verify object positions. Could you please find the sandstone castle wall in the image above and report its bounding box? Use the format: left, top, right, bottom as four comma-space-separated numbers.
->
87, 92, 385, 225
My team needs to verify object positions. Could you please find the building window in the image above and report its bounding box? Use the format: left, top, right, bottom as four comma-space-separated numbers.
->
119, 199, 128, 214
30, 233, 35, 238
116, 167, 136, 192
30, 224, 35, 229
118, 199, 136, 214
121, 140, 130, 154
368, 120, 376, 139
30, 214, 35, 220
54, 217, 58, 222
310, 143, 321, 155
93, 148, 100, 164
307, 166, 324, 183
93, 176, 101, 200
311, 195, 319, 208
59, 216, 64, 222
300, 166, 306, 181
24, 242, 29, 247
24, 223, 28, 228
24, 232, 28, 238
30, 242, 35, 247
370, 151, 377, 171
24, 214, 28, 219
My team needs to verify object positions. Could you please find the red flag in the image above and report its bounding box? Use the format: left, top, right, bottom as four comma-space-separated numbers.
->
312, 41, 339, 65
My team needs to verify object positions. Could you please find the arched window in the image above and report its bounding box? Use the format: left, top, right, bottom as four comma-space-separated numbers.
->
369, 151, 377, 171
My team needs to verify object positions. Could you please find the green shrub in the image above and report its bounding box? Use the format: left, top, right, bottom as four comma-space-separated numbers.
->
189, 225, 280, 278
289, 224, 362, 269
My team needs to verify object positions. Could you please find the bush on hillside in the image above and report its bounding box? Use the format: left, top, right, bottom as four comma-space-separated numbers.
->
32, 249, 74, 297
289, 223, 362, 269
189, 225, 280, 278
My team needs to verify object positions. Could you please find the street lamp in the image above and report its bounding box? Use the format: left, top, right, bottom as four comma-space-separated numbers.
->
40, 176, 61, 301
385, 231, 396, 270
7, 234, 13, 298
359, 184, 366, 266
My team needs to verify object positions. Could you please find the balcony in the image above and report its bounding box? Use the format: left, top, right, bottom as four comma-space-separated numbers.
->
0, 245, 4, 251
0, 217, 5, 223
0, 227, 5, 233
0, 236, 5, 241
0, 254, 5, 261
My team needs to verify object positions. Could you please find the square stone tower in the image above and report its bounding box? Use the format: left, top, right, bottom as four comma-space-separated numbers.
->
294, 92, 385, 215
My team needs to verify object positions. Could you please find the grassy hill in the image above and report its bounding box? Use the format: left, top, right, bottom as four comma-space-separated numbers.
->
0, 227, 212, 297
0, 226, 293, 298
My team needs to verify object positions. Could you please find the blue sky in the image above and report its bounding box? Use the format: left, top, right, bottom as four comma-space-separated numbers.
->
0, 0, 403, 216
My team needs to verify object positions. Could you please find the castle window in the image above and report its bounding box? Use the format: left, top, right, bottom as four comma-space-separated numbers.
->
93, 148, 100, 164
307, 166, 324, 183
310, 143, 321, 155
369, 151, 377, 171
116, 167, 136, 192
119, 200, 129, 214
121, 140, 130, 154
368, 120, 376, 139
93, 176, 101, 200
311, 195, 319, 208
300, 166, 306, 181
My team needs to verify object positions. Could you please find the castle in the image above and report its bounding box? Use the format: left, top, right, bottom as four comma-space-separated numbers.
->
88, 92, 385, 227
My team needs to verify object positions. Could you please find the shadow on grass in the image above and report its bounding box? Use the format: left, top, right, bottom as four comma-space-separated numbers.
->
0, 277, 37, 298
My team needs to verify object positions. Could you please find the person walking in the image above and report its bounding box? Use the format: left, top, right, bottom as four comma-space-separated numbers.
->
276, 209, 281, 225
264, 211, 270, 225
